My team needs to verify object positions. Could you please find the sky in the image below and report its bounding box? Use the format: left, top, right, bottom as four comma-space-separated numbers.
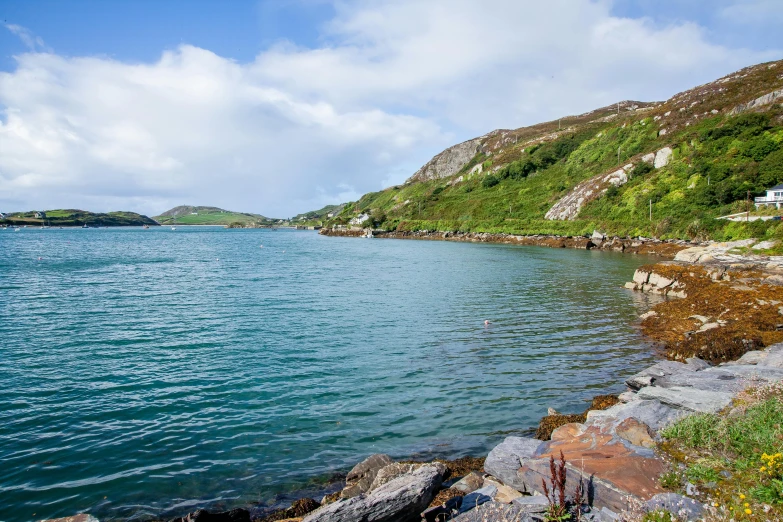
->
0, 0, 781, 218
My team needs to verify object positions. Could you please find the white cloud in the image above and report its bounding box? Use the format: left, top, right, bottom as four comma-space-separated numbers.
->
0, 1, 779, 217
5, 24, 49, 52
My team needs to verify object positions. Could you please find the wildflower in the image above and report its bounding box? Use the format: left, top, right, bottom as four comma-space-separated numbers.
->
740, 494, 746, 499
746, 508, 753, 514
761, 466, 766, 471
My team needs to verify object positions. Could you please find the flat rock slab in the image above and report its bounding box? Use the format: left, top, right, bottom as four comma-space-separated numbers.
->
626, 361, 698, 390
507, 425, 665, 512
586, 399, 683, 433
653, 369, 746, 394
303, 464, 443, 522
459, 485, 497, 514
636, 386, 733, 414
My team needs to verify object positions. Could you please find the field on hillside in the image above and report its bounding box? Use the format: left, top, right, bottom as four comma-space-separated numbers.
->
153, 210, 268, 226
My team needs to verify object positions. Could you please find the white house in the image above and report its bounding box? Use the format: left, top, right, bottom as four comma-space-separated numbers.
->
34, 211, 47, 219
755, 183, 783, 209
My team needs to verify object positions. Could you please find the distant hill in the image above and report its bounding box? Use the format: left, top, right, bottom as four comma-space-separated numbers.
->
322, 59, 783, 245
0, 209, 158, 227
153, 205, 276, 226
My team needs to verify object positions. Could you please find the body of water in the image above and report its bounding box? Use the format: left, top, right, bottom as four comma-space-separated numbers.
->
0, 228, 661, 521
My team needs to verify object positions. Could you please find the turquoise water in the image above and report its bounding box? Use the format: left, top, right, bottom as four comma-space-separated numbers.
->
0, 228, 660, 521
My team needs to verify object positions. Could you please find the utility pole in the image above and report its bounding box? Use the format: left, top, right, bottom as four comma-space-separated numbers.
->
617, 102, 620, 115
558, 118, 561, 130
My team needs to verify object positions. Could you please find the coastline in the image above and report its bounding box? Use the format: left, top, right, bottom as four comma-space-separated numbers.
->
318, 228, 691, 259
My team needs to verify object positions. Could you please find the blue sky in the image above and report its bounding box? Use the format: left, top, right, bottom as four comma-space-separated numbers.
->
0, 0, 781, 217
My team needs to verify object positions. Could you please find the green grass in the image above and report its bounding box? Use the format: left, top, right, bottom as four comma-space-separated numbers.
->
659, 385, 783, 520
153, 208, 272, 226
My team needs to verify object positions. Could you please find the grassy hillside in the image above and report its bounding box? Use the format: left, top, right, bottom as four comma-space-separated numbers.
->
323, 60, 783, 247
1, 209, 157, 227
291, 204, 345, 226
153, 205, 276, 226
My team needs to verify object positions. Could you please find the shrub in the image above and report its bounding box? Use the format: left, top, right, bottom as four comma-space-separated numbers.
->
482, 174, 500, 188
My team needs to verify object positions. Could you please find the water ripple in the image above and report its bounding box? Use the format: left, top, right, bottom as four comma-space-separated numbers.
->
0, 228, 662, 522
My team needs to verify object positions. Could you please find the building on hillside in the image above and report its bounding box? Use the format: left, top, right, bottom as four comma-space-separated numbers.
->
0, 212, 7, 219
755, 184, 783, 209
34, 211, 47, 219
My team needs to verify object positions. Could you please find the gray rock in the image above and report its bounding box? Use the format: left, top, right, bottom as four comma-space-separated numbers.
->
484, 437, 545, 492
685, 357, 710, 370
597, 507, 621, 521
452, 501, 534, 522
511, 494, 549, 513
586, 399, 683, 432
637, 386, 733, 413
341, 453, 392, 498
370, 462, 442, 492
626, 361, 696, 390
459, 485, 497, 514
303, 464, 444, 522
451, 471, 485, 494
653, 369, 745, 394
646, 492, 704, 521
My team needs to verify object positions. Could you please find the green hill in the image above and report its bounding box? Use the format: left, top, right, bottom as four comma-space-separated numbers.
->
322, 60, 783, 248
153, 205, 276, 226
1, 209, 157, 227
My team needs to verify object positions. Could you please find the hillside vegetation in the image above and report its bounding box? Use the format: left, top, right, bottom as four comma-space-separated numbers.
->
1, 209, 157, 227
153, 205, 276, 226
323, 60, 783, 246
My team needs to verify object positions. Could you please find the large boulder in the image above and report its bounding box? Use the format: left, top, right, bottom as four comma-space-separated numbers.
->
303, 464, 445, 522
484, 437, 545, 492
654, 147, 673, 168
341, 454, 392, 498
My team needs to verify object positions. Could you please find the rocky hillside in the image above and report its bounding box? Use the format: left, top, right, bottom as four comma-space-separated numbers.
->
323, 60, 783, 245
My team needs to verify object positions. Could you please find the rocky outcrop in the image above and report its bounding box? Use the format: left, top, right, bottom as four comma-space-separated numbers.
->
730, 88, 783, 115
405, 138, 483, 183
653, 147, 673, 168
545, 145, 673, 221
303, 464, 445, 522
544, 164, 632, 220
476, 343, 783, 517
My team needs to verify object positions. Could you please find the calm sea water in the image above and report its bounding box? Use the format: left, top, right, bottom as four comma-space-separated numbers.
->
0, 228, 661, 521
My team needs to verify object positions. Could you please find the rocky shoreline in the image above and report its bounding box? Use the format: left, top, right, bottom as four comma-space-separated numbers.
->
318, 228, 691, 258
43, 240, 783, 522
